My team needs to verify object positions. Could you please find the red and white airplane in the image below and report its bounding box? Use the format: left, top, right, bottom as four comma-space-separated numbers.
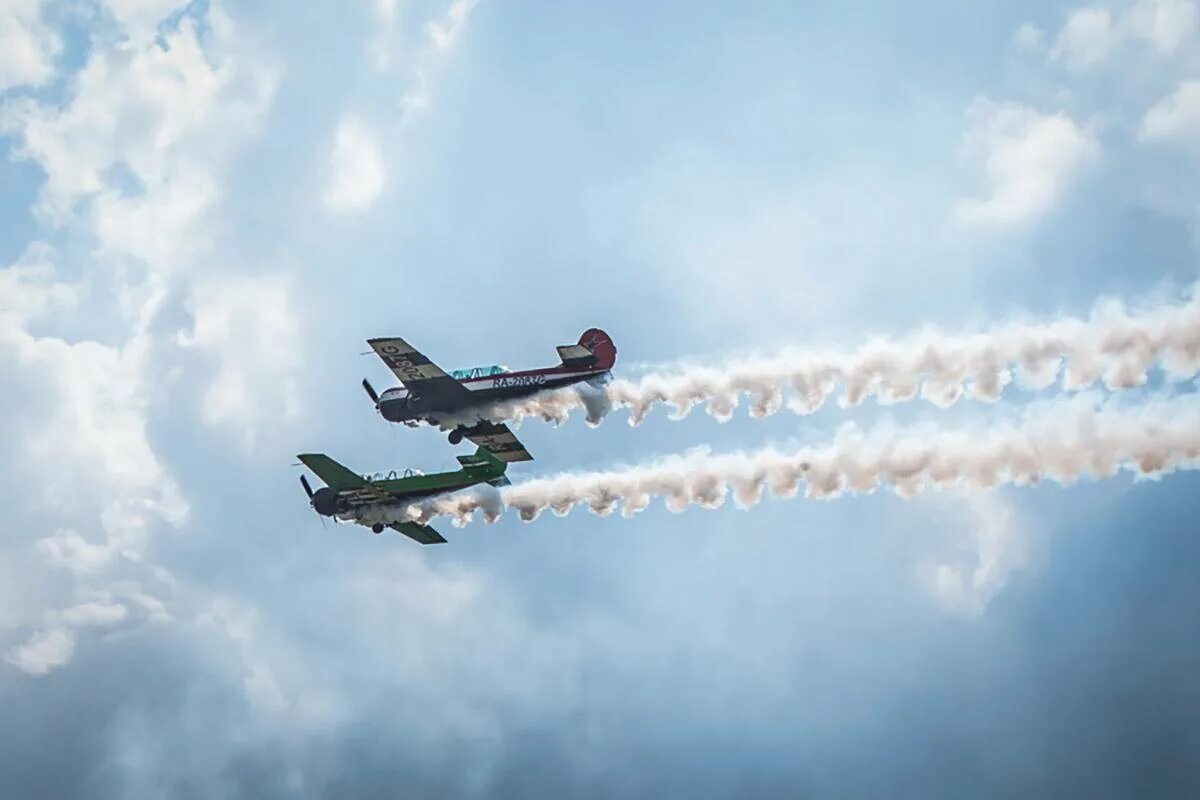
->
361, 328, 616, 462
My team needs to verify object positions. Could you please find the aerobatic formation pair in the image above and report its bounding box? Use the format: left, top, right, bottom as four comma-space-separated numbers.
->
297, 329, 618, 543
300, 289, 1200, 543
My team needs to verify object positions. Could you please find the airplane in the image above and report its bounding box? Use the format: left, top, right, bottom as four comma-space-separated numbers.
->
360, 328, 617, 462
297, 446, 509, 544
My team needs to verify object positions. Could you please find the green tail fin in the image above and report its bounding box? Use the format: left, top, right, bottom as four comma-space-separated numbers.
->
456, 445, 507, 475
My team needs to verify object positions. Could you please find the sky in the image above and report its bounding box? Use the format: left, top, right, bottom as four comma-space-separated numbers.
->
1, 0, 1199, 797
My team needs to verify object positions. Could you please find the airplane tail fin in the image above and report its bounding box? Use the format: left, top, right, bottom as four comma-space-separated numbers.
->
457, 445, 509, 475
557, 328, 616, 370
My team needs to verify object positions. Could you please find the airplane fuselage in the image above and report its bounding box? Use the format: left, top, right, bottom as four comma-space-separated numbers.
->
316, 482, 467, 521
337, 495, 448, 528
318, 469, 491, 515
377, 364, 610, 425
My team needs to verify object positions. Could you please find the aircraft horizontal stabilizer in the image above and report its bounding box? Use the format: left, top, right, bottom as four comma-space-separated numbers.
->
556, 343, 597, 367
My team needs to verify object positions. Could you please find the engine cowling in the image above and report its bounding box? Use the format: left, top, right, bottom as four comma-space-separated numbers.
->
378, 393, 414, 423
310, 487, 340, 517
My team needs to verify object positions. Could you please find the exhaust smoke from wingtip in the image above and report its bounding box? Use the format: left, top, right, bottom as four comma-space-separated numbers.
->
408, 398, 1200, 527
479, 290, 1200, 427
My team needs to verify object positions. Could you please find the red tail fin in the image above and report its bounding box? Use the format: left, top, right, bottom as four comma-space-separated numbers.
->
578, 328, 616, 370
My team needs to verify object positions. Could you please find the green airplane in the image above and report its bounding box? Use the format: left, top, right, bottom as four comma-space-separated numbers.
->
297, 446, 508, 544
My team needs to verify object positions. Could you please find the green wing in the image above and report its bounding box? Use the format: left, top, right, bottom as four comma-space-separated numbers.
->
390, 521, 447, 545
297, 453, 367, 489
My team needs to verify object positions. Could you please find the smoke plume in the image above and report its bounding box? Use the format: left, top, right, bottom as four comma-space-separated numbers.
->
407, 397, 1200, 526
480, 290, 1200, 427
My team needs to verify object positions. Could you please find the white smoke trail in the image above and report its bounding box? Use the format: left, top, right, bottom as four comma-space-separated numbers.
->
478, 289, 1200, 427
406, 396, 1200, 526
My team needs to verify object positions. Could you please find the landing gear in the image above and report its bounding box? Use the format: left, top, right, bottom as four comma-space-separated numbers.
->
448, 427, 465, 445
371, 523, 384, 534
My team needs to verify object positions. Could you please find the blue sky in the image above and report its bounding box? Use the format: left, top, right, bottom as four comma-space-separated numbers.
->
2, 0, 1199, 796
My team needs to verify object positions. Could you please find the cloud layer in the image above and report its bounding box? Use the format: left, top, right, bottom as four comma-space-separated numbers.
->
2, 0, 1200, 796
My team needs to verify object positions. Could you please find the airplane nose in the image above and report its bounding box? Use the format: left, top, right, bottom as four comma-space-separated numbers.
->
311, 487, 339, 516
378, 395, 409, 422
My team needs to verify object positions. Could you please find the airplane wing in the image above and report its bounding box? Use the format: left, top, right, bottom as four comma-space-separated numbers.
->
367, 337, 474, 406
389, 521, 447, 545
465, 421, 534, 463
297, 453, 365, 488
297, 453, 392, 506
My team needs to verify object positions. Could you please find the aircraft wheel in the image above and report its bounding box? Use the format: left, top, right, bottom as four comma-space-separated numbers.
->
448, 428, 464, 445
371, 523, 384, 534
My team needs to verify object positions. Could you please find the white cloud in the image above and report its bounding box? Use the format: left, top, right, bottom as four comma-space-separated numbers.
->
196, 597, 344, 725
115, 581, 173, 623
0, 0, 61, 91
369, 0, 400, 69
92, 167, 219, 266
6, 627, 75, 675
4, 19, 228, 219
0, 5, 273, 675
956, 100, 1099, 226
1139, 79, 1200, 142
174, 551, 585, 749
1052, 7, 1120, 70
927, 494, 1027, 617
8, 346, 128, 495
102, 0, 189, 43
323, 116, 385, 211
3, 13, 274, 254
0, 243, 78, 323
1126, 0, 1199, 56
61, 601, 129, 627
387, 1, 485, 116
36, 531, 119, 576
1013, 23, 1046, 52
1046, 0, 1198, 70
337, 551, 581, 733
0, 7, 273, 496
5, 332, 167, 500
374, 0, 397, 22
0, 321, 191, 582
401, 69, 431, 113
424, 0, 481, 51
177, 273, 301, 447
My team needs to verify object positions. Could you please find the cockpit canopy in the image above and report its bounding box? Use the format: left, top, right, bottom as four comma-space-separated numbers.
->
364, 468, 424, 481
449, 364, 510, 381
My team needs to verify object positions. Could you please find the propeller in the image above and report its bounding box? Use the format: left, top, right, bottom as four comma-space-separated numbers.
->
299, 473, 330, 528
362, 378, 380, 406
